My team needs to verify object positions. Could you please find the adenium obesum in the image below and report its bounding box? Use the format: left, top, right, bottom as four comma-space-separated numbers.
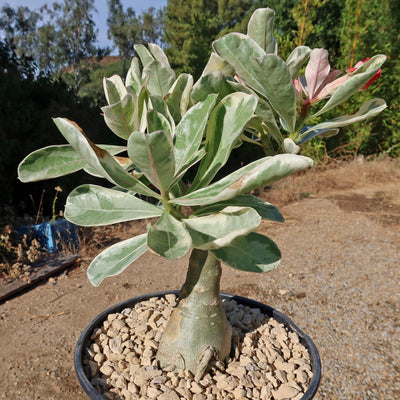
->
347, 58, 382, 90
294, 51, 382, 107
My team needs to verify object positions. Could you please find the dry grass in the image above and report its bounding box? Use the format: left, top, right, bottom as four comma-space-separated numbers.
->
261, 157, 400, 207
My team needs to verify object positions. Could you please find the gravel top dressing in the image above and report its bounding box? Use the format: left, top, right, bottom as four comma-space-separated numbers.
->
83, 294, 313, 400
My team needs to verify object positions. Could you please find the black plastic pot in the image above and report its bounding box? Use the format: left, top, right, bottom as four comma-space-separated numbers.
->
75, 290, 321, 399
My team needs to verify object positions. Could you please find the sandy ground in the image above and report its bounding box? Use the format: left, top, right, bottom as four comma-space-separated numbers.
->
0, 162, 399, 400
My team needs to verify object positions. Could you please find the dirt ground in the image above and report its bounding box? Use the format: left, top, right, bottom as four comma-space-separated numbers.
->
0, 159, 399, 400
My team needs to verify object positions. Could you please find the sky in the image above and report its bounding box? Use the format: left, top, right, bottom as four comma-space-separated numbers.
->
0, 0, 167, 51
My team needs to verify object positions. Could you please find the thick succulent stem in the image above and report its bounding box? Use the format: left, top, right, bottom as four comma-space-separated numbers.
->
156, 249, 232, 375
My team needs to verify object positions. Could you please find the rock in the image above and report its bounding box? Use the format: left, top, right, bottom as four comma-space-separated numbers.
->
146, 386, 162, 398
158, 389, 180, 400
112, 319, 126, 331
109, 336, 123, 354
99, 364, 113, 376
190, 381, 204, 394
87, 360, 98, 376
272, 383, 299, 400
233, 387, 246, 399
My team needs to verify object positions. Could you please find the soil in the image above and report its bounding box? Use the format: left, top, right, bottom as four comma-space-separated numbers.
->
1, 159, 399, 400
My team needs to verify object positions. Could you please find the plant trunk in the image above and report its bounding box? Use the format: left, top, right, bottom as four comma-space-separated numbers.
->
156, 249, 232, 375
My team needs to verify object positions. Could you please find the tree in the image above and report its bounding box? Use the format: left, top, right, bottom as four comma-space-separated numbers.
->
140, 7, 164, 45
0, 4, 40, 59
335, 0, 400, 157
107, 0, 141, 71
164, 0, 258, 79
51, 0, 99, 93
107, 1, 164, 77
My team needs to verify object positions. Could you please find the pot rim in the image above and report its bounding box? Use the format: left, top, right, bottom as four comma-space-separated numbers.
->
75, 290, 321, 400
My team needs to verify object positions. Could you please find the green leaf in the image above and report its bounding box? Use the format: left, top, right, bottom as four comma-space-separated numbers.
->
247, 8, 277, 54
211, 232, 281, 273
191, 195, 284, 222
172, 154, 313, 206
247, 55, 296, 132
302, 98, 387, 138
135, 85, 149, 132
213, 32, 265, 71
184, 206, 261, 250
311, 54, 386, 118
174, 93, 217, 173
101, 93, 137, 139
191, 71, 235, 104
143, 61, 176, 98
64, 184, 162, 226
87, 233, 148, 287
147, 110, 172, 136
128, 130, 175, 194
134, 44, 154, 67
150, 95, 176, 131
148, 43, 170, 66
83, 153, 133, 178
103, 75, 128, 105
166, 73, 194, 124
171, 148, 206, 187
213, 34, 296, 132
147, 213, 191, 259
125, 57, 142, 94
18, 144, 126, 182
286, 46, 311, 78
254, 98, 283, 144
53, 118, 158, 198
201, 52, 235, 77
190, 92, 258, 191
297, 128, 339, 145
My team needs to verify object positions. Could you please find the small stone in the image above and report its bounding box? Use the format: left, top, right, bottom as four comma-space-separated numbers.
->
112, 319, 126, 331
87, 360, 98, 376
233, 387, 246, 399
151, 375, 167, 385
243, 336, 253, 347
190, 381, 204, 394
91, 377, 109, 390
107, 328, 119, 338
146, 386, 162, 398
158, 389, 180, 400
99, 364, 114, 376
114, 376, 127, 389
127, 382, 139, 394
295, 369, 308, 384
107, 313, 117, 322
272, 383, 299, 400
165, 294, 176, 305
109, 336, 123, 354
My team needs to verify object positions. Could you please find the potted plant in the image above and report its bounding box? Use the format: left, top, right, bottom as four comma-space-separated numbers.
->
17, 8, 385, 399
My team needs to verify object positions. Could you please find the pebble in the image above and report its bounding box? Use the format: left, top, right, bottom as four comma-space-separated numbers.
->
83, 297, 313, 400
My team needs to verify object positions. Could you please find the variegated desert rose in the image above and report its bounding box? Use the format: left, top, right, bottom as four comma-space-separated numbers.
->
18, 8, 386, 375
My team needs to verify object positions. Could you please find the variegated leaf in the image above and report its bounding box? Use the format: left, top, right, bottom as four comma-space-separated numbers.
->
172, 154, 313, 206
211, 232, 281, 273
147, 213, 192, 259
184, 206, 261, 250
87, 233, 148, 286
64, 184, 163, 226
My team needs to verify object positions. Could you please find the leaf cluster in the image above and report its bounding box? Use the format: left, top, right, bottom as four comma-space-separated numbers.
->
17, 8, 387, 288
18, 35, 313, 286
